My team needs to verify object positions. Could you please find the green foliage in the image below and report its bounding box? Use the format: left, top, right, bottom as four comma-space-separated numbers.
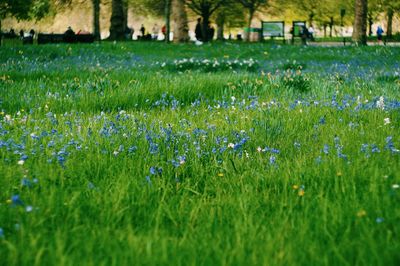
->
281, 69, 311, 92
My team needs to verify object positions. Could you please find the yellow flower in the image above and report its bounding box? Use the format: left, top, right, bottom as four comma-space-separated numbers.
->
337, 172, 342, 177
357, 210, 367, 217
292, 185, 299, 190
6, 199, 12, 204
217, 173, 224, 177
298, 190, 305, 197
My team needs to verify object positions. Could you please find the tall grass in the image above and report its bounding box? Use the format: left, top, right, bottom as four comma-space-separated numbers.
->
0, 42, 399, 265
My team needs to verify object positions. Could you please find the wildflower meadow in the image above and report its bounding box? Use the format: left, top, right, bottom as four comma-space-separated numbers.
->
0, 42, 399, 265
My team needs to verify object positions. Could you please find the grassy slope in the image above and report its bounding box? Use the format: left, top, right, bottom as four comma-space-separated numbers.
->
0, 42, 399, 265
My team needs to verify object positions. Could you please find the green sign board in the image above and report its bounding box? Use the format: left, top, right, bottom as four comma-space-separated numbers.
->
261, 21, 285, 37
292, 21, 306, 37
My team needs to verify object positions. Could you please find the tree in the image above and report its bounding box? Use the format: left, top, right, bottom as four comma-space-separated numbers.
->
215, 2, 246, 40
172, 0, 189, 42
134, 0, 174, 42
109, 0, 125, 40
317, 0, 353, 37
165, 0, 171, 42
378, 0, 400, 38
352, 0, 368, 45
236, 0, 268, 41
186, 0, 225, 42
0, 0, 50, 45
93, 0, 101, 40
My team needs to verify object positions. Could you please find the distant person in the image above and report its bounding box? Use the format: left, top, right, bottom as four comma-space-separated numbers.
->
140, 24, 146, 37
308, 25, 315, 41
161, 25, 166, 39
208, 23, 215, 41
19, 30, 24, 39
300, 25, 308, 45
64, 26, 76, 43
9, 28, 16, 37
377, 26, 384, 44
125, 27, 133, 40
195, 18, 203, 41
152, 24, 159, 40
29, 29, 35, 39
289, 27, 294, 44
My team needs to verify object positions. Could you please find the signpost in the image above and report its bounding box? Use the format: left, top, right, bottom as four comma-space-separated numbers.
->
291, 21, 306, 44
261, 21, 285, 42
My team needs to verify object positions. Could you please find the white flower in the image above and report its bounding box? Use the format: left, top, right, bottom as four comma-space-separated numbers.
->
113, 151, 119, 156
5, 115, 11, 121
17, 160, 25, 165
384, 118, 390, 125
257, 147, 262, 152
392, 184, 399, 189
376, 96, 385, 110
228, 143, 235, 149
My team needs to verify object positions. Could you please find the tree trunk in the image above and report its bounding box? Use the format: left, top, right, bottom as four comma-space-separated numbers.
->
352, 0, 368, 45
93, 0, 100, 41
109, 0, 125, 40
202, 14, 210, 42
123, 0, 128, 32
0, 19, 2, 46
216, 12, 225, 41
329, 17, 334, 37
244, 8, 255, 41
308, 11, 315, 26
368, 15, 372, 36
387, 8, 393, 38
165, 0, 171, 42
172, 0, 189, 43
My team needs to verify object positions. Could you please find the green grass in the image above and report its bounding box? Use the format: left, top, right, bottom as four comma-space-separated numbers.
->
0, 41, 399, 265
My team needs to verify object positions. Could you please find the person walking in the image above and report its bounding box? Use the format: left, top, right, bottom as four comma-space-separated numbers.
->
308, 25, 315, 41
377, 26, 384, 45
152, 24, 159, 40
300, 25, 308, 45
140, 24, 146, 37
195, 18, 203, 41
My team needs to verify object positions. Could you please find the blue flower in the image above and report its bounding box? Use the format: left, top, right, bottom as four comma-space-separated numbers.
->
0, 228, 4, 238
150, 167, 157, 175
11, 194, 24, 206
376, 217, 384, 223
323, 144, 329, 155
145, 175, 152, 185
88, 182, 96, 190
21, 177, 31, 187
371, 144, 380, 153
128, 146, 137, 154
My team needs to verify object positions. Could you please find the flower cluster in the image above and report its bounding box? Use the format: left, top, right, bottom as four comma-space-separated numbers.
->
157, 58, 259, 73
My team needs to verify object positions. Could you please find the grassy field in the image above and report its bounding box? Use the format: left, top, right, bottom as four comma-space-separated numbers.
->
0, 41, 399, 265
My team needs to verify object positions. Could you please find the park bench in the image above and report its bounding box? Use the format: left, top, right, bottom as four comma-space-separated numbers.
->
37, 33, 95, 44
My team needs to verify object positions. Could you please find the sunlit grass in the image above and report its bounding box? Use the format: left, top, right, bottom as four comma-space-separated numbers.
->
0, 42, 399, 265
